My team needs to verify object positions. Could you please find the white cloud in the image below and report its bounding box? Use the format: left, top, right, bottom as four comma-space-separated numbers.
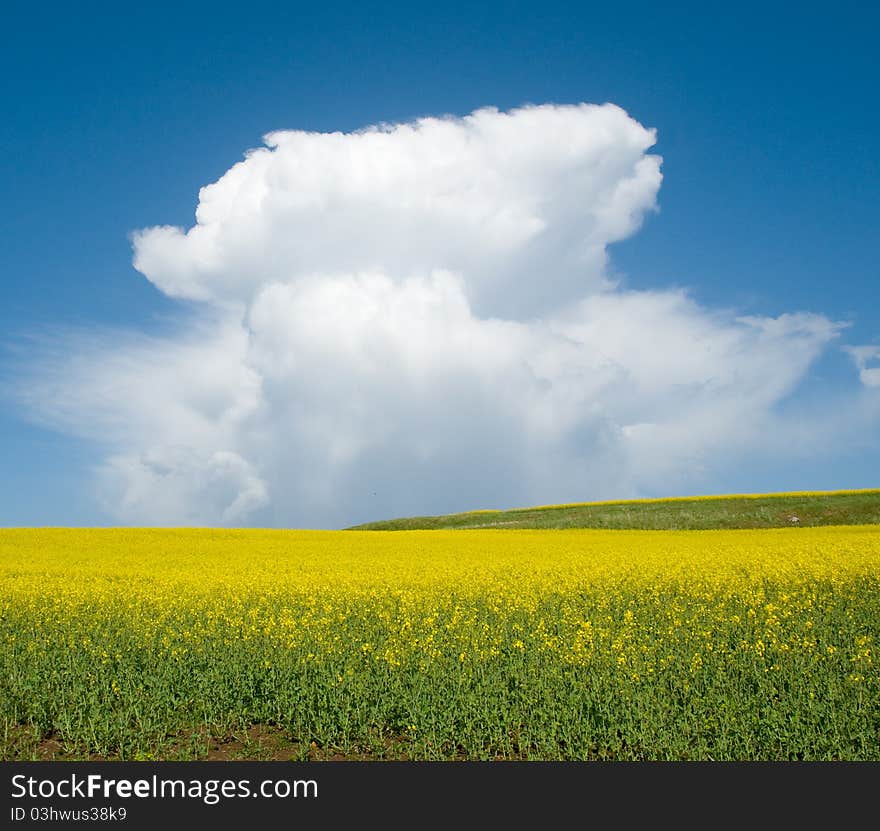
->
16, 103, 859, 527
845, 345, 880, 388
131, 103, 661, 319
99, 448, 268, 526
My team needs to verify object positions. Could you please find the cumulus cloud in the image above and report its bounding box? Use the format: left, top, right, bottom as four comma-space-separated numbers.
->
845, 345, 880, 388
15, 103, 859, 527
132, 103, 661, 319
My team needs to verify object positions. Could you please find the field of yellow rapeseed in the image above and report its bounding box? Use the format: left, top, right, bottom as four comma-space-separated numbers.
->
2, 526, 878, 759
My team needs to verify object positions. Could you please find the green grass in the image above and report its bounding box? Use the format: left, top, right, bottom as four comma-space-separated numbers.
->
347, 488, 880, 531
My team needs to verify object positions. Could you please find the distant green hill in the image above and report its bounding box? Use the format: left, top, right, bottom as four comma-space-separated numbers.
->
347, 488, 880, 531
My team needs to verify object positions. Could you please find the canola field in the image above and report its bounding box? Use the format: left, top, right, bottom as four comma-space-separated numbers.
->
2, 526, 879, 760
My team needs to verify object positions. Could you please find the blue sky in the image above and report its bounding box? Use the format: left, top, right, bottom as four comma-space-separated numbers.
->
1, 2, 878, 527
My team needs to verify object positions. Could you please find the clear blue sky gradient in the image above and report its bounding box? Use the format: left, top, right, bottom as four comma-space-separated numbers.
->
1, 2, 878, 524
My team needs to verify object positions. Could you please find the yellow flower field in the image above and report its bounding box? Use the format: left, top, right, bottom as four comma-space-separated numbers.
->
2, 526, 879, 759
